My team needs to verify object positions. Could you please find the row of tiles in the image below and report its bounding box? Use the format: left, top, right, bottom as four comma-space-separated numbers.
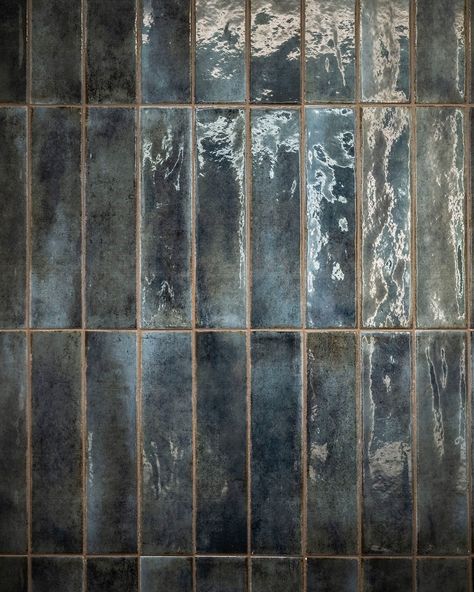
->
0, 330, 470, 556
1, 106, 469, 330
0, 0, 471, 104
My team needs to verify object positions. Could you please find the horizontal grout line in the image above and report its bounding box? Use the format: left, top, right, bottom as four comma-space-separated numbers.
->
1, 327, 473, 333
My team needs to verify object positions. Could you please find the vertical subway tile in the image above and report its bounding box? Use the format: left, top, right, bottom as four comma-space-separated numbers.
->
87, 332, 137, 553
0, 333, 26, 553
305, 0, 355, 102
141, 0, 191, 103
32, 332, 82, 553
196, 558, 247, 592
87, 558, 138, 592
362, 108, 411, 328
251, 110, 300, 327
306, 107, 356, 327
417, 559, 468, 592
361, 332, 412, 554
417, 332, 468, 554
196, 0, 245, 102
0, 557, 28, 592
86, 108, 136, 328
141, 108, 192, 328
252, 558, 302, 592
416, 108, 465, 328
141, 333, 192, 553
0, 0, 26, 102
31, 108, 81, 328
250, 0, 300, 103
251, 332, 301, 553
140, 557, 193, 592
363, 559, 412, 592
32, 558, 83, 592
196, 109, 246, 328
196, 332, 247, 553
307, 559, 358, 592
307, 333, 357, 554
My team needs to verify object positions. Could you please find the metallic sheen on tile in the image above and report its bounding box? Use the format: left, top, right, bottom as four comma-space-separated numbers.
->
32, 558, 83, 592
140, 557, 193, 592
417, 559, 468, 592
307, 559, 358, 592
87, 558, 138, 592
363, 559, 412, 592
252, 558, 302, 592
0, 557, 27, 592
196, 557, 246, 592
0, 0, 26, 102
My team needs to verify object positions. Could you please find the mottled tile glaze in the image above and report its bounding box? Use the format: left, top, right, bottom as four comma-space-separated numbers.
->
196, 557, 246, 592
86, 108, 136, 328
141, 333, 192, 553
417, 332, 468, 555
306, 108, 356, 327
0, 557, 27, 592
31, 108, 81, 328
417, 559, 468, 592
31, 332, 82, 553
307, 333, 357, 554
142, 0, 191, 103
86, 333, 137, 553
141, 109, 192, 328
32, 558, 83, 592
363, 559, 412, 592
362, 332, 412, 554
252, 558, 302, 592
0, 333, 26, 553
196, 109, 246, 328
196, 0, 245, 102
251, 332, 301, 553
362, 108, 411, 328
305, 0, 355, 102
307, 559, 358, 592
87, 558, 138, 592
0, 0, 26, 102
251, 0, 300, 103
416, 0, 465, 103
251, 110, 300, 327
141, 557, 193, 592
416, 108, 465, 328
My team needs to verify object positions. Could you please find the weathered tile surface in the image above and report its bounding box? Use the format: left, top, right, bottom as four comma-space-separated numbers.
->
196, 557, 247, 592
0, 557, 28, 592
140, 557, 193, 592
307, 559, 358, 592
0, 0, 26, 102
87, 558, 138, 592
32, 558, 83, 592
417, 559, 468, 592
252, 558, 302, 592
363, 559, 412, 592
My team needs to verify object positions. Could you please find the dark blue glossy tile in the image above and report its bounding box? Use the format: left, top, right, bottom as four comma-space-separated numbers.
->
417, 559, 468, 592
141, 333, 192, 553
307, 332, 357, 554
417, 332, 468, 554
196, 109, 246, 328
0, 557, 27, 592
362, 332, 412, 554
141, 108, 192, 328
251, 110, 300, 327
31, 108, 81, 328
196, 332, 246, 553
32, 558, 83, 592
86, 108, 136, 328
306, 108, 356, 328
87, 332, 137, 553
0, 0, 26, 102
363, 559, 412, 592
140, 557, 192, 592
87, 558, 138, 592
196, 558, 246, 592
251, 332, 301, 553
252, 558, 302, 592
307, 559, 358, 592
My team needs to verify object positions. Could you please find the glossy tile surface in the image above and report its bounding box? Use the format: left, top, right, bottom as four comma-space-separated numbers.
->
87, 558, 138, 592
0, 557, 27, 592
32, 558, 83, 592
417, 559, 468, 592
0, 0, 26, 102
196, 557, 246, 592
363, 559, 412, 592
252, 558, 302, 592
307, 559, 358, 592
140, 557, 193, 592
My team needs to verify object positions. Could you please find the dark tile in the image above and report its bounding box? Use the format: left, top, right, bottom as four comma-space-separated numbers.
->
141, 0, 191, 103
252, 558, 302, 592
196, 332, 247, 553
196, 109, 246, 328
141, 333, 192, 553
307, 559, 358, 592
32, 557, 83, 592
307, 333, 357, 554
306, 107, 356, 328
141, 557, 192, 592
251, 332, 301, 553
251, 110, 300, 327
31, 332, 82, 553
0, 0, 26, 102
87, 332, 137, 553
0, 557, 27, 592
417, 332, 468, 554
87, 558, 138, 592
362, 107, 411, 328
31, 108, 81, 328
417, 559, 468, 592
363, 559, 412, 592
196, 558, 246, 592
362, 332, 412, 554
250, 0, 300, 103
86, 108, 136, 328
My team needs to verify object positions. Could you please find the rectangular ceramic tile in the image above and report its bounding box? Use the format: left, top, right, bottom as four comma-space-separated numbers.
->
417, 559, 468, 592
196, 109, 246, 328
362, 332, 412, 554
140, 557, 193, 592
196, 558, 246, 592
195, 0, 245, 102
250, 0, 300, 103
416, 108, 465, 328
87, 0, 136, 103
305, 0, 355, 102
31, 108, 81, 328
86, 108, 136, 328
417, 332, 468, 554
307, 332, 357, 554
251, 110, 300, 327
31, 332, 82, 553
362, 107, 411, 328
363, 559, 412, 592
32, 558, 83, 592
360, 0, 410, 101
416, 0, 465, 103
251, 332, 301, 553
307, 559, 358, 592
87, 332, 137, 553
252, 558, 302, 592
196, 332, 247, 552
87, 558, 138, 592
31, 0, 81, 103
0, 108, 26, 328
0, 557, 27, 592
0, 0, 26, 102
0, 333, 26, 553
141, 0, 191, 103
306, 108, 356, 327
141, 333, 192, 553
141, 108, 192, 328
